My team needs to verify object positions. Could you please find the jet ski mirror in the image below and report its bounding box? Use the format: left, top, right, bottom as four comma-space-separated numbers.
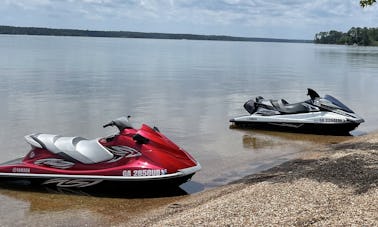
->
103, 116, 133, 131
307, 88, 320, 100
133, 133, 150, 144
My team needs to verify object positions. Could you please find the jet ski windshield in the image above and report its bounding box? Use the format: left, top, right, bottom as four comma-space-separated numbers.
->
324, 95, 354, 113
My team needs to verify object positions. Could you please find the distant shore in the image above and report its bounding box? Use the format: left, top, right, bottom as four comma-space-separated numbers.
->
129, 131, 378, 226
0, 25, 312, 44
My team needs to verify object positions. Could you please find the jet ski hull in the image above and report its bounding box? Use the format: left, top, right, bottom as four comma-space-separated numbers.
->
230, 118, 360, 135
231, 89, 364, 135
0, 158, 201, 188
0, 117, 201, 190
230, 111, 363, 135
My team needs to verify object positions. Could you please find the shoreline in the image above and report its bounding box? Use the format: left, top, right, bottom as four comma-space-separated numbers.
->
128, 132, 378, 226
0, 25, 312, 43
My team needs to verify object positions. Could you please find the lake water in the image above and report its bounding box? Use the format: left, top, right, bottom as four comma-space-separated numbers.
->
1, 35, 378, 224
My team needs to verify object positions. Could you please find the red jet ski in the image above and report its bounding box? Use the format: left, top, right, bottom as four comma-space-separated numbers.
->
0, 116, 201, 188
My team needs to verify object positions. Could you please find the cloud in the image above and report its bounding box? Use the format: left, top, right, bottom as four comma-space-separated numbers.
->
1, 0, 378, 39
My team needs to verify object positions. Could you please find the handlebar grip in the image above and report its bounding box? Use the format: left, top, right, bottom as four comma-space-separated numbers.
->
103, 122, 114, 128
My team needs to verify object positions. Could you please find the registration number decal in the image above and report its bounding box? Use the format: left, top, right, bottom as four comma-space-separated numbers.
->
319, 118, 346, 123
122, 169, 167, 177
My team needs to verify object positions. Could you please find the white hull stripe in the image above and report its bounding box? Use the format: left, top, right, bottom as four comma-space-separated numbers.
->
0, 163, 201, 182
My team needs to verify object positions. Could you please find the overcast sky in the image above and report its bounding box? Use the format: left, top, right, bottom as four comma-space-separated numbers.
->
1, 0, 377, 39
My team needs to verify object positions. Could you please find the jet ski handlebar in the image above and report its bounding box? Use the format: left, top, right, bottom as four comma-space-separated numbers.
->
307, 88, 320, 100
103, 122, 114, 128
103, 116, 133, 131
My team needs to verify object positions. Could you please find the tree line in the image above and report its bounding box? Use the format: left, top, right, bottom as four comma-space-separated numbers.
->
0, 25, 311, 44
314, 27, 378, 46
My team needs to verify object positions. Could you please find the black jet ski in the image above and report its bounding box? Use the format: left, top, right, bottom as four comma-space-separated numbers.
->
230, 89, 364, 135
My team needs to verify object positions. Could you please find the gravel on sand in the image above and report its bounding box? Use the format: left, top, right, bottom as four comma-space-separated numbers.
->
128, 132, 378, 226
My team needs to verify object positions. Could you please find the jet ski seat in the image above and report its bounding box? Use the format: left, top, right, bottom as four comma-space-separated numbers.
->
25, 133, 114, 164
271, 99, 310, 114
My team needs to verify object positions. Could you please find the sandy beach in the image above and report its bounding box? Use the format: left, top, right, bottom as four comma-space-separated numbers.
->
127, 132, 378, 226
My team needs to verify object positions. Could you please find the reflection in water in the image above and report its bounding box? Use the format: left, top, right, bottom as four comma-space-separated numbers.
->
242, 134, 276, 150
0, 180, 195, 225
239, 129, 352, 150
0, 180, 191, 199
0, 176, 205, 225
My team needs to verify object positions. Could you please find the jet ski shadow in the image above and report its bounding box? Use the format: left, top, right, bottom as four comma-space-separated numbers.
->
0, 179, 204, 198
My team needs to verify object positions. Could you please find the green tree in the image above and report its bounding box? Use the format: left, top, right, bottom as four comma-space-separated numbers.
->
360, 0, 376, 7
314, 27, 378, 46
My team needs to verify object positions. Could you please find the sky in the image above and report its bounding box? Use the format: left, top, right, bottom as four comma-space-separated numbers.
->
1, 0, 378, 40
